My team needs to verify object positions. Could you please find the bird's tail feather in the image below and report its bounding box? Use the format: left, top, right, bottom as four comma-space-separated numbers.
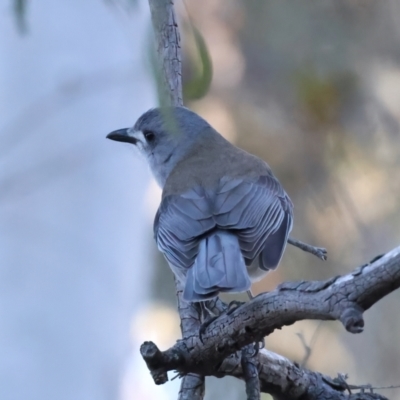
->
183, 231, 251, 301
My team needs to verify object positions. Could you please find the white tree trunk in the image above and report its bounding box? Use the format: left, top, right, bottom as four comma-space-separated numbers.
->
0, 1, 157, 399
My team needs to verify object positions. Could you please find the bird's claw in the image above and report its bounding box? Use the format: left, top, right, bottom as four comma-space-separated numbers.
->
226, 300, 246, 315
199, 315, 219, 343
251, 338, 265, 356
199, 300, 246, 342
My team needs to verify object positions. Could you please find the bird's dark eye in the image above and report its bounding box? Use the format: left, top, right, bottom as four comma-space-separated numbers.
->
143, 130, 155, 142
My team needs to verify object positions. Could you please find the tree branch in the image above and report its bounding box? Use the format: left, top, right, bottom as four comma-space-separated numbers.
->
141, 343, 389, 400
174, 278, 205, 400
141, 245, 400, 398
220, 347, 388, 400
241, 345, 260, 400
148, 0, 183, 107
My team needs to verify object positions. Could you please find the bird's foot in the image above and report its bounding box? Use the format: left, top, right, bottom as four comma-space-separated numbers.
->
199, 300, 245, 342
251, 338, 265, 357
199, 315, 219, 343
226, 300, 246, 315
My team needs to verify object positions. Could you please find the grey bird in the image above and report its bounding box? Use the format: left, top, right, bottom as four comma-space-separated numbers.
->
107, 106, 293, 302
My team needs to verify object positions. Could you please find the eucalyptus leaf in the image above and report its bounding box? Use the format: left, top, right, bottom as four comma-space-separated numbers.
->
183, 24, 213, 101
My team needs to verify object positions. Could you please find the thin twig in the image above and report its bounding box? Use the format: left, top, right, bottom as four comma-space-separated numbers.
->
288, 237, 328, 260
297, 321, 323, 367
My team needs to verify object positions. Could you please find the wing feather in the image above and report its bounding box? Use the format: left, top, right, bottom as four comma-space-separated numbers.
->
154, 175, 293, 279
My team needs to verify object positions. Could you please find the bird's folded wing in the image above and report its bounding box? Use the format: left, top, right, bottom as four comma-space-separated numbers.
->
154, 175, 293, 274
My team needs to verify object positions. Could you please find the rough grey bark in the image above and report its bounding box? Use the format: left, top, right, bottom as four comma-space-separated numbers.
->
141, 246, 400, 399
148, 0, 183, 107
174, 278, 205, 400
241, 345, 260, 400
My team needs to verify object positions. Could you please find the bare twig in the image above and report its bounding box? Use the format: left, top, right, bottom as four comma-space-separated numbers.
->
288, 237, 328, 261
297, 321, 323, 367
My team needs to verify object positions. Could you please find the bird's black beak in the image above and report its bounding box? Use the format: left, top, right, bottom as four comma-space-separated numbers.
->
106, 128, 138, 145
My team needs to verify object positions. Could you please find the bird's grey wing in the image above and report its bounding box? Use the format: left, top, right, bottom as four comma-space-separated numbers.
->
154, 174, 293, 284
214, 175, 293, 270
155, 184, 251, 301
154, 186, 215, 279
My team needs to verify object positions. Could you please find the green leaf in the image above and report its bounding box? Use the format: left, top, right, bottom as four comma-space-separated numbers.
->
183, 24, 213, 101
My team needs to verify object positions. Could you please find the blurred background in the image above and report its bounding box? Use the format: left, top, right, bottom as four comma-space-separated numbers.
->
1, 0, 400, 399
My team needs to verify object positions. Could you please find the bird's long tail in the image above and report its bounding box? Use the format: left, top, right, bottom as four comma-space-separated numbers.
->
183, 231, 251, 301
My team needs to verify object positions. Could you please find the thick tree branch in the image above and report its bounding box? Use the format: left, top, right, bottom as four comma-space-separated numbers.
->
141, 343, 388, 400
141, 245, 400, 398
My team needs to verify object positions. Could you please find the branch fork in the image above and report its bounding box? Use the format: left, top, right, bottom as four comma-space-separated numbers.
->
141, 246, 400, 399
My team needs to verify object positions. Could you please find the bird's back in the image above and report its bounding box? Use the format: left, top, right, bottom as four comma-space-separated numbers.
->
163, 127, 272, 197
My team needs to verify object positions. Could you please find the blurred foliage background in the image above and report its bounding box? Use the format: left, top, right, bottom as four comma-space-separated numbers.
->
4, 0, 400, 399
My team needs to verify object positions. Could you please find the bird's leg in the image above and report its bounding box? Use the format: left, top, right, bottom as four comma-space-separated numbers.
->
226, 288, 254, 315
225, 290, 254, 316
288, 237, 327, 261
199, 300, 218, 321
199, 292, 266, 354
200, 294, 248, 340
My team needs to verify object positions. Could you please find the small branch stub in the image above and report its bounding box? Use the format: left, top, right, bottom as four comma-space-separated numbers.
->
140, 341, 169, 385
288, 237, 328, 261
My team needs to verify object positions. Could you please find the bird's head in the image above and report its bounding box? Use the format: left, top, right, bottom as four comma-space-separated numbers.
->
107, 106, 211, 187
